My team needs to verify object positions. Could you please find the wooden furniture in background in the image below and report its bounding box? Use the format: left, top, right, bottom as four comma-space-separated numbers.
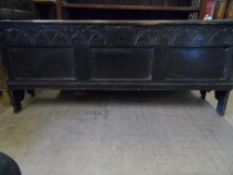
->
56, 0, 208, 20
34, 0, 57, 19
225, 0, 233, 19
208, 0, 233, 19
199, 0, 209, 19
213, 0, 228, 19
199, 0, 215, 18
56, 0, 63, 19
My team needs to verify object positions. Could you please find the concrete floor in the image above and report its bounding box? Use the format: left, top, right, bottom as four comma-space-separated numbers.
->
0, 90, 233, 175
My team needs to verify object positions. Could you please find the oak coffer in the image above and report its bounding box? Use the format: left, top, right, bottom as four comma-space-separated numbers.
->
0, 20, 233, 115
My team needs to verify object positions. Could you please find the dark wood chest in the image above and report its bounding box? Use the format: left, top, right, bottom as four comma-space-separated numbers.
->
0, 20, 233, 115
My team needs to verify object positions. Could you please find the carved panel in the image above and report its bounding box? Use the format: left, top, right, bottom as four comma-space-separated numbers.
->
0, 22, 233, 47
11, 48, 75, 80
34, 30, 50, 46
155, 47, 229, 80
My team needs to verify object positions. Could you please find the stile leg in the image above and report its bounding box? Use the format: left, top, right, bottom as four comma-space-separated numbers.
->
200, 90, 207, 99
10, 90, 25, 113
215, 91, 230, 116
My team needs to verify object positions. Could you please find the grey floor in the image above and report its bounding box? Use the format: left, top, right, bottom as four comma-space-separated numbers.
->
0, 90, 233, 175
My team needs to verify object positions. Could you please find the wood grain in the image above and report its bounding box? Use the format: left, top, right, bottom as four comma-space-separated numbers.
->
62, 3, 200, 11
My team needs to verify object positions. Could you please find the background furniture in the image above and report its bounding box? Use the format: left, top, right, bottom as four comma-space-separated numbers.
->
203, 0, 233, 19
56, 0, 208, 19
0, 20, 233, 116
34, 0, 57, 19
225, 0, 233, 19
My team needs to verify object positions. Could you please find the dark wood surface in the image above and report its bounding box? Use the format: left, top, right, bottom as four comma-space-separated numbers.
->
34, 0, 56, 4
56, 0, 63, 19
62, 3, 199, 11
199, 0, 208, 19
0, 20, 233, 115
66, 0, 192, 6
34, 0, 57, 19
56, 0, 205, 19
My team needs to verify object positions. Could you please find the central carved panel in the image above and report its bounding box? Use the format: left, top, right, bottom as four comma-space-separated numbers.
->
90, 48, 154, 81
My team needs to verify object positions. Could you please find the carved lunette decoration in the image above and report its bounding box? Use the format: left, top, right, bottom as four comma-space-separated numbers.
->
0, 23, 233, 47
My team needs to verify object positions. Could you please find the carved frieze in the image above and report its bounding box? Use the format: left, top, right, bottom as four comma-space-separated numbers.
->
0, 23, 233, 47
